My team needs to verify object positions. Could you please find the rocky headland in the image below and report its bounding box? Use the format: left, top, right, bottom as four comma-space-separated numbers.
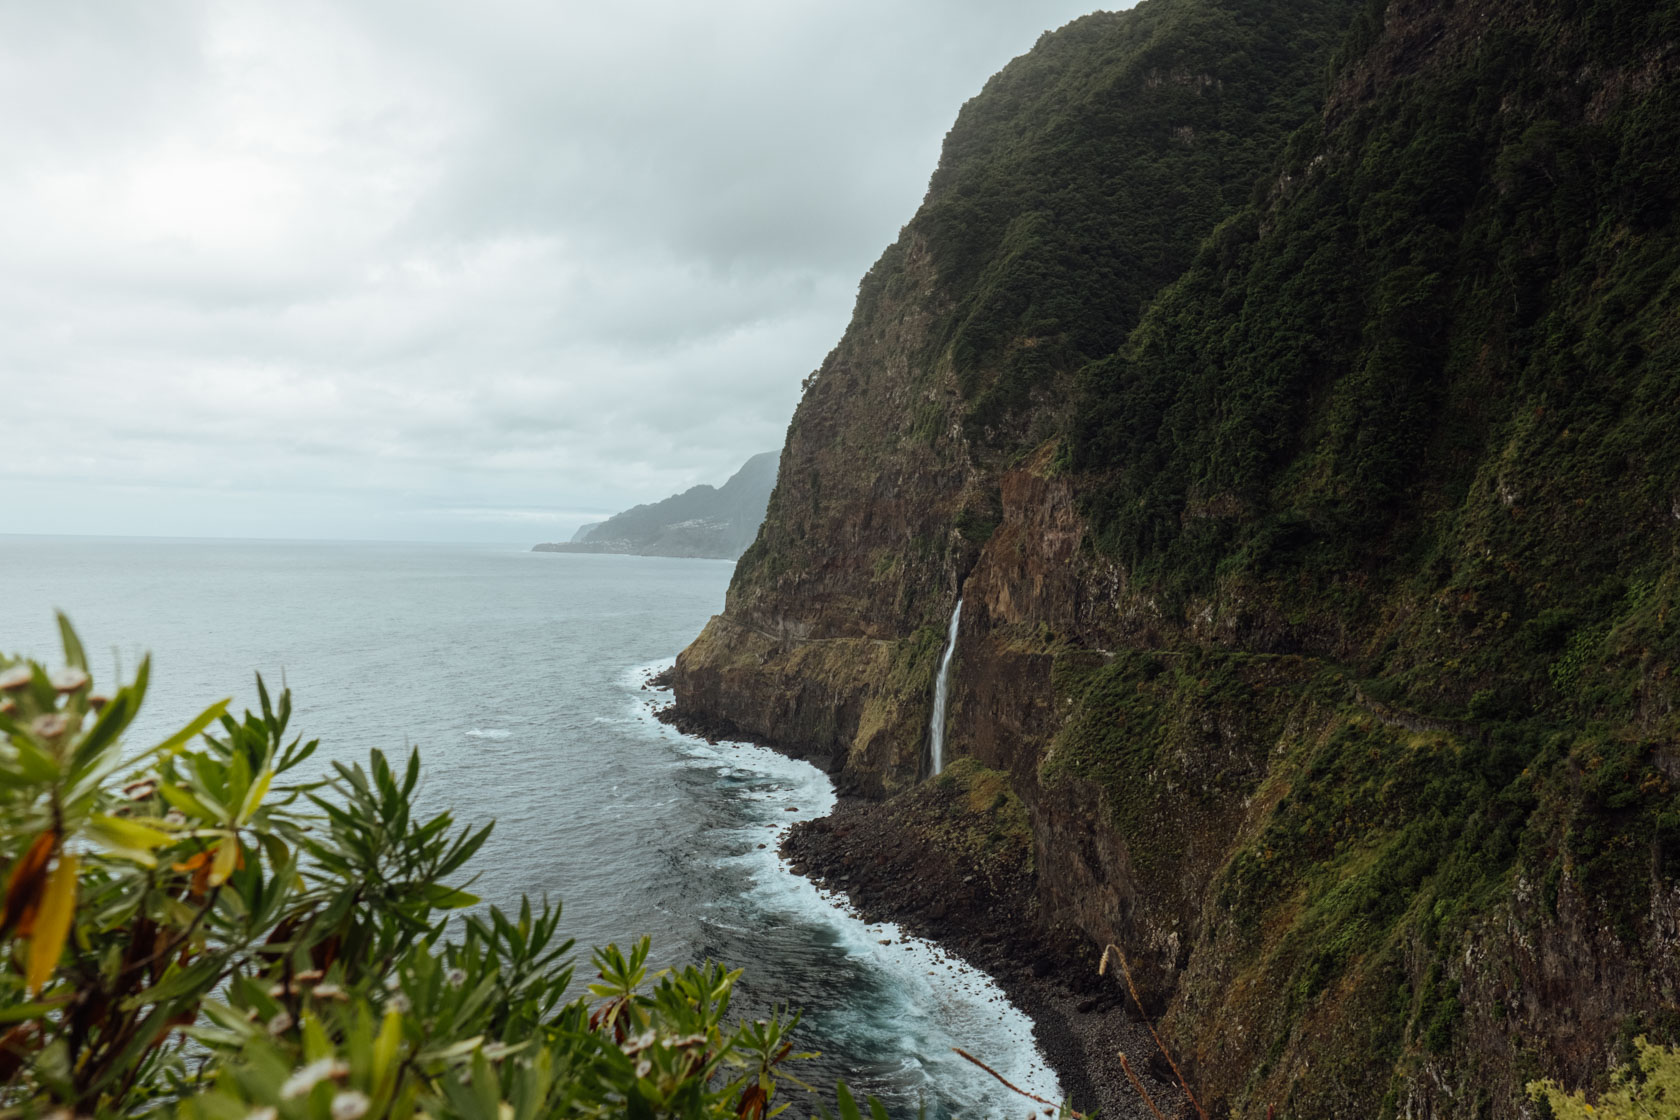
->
535, 450, 777, 560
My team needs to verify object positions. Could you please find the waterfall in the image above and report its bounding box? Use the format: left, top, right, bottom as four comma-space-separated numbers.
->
928, 599, 963, 775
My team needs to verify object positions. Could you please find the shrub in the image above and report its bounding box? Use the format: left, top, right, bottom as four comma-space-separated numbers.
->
1528, 1036, 1680, 1118
0, 616, 814, 1119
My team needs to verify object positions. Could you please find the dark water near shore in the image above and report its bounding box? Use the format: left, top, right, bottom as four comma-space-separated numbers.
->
0, 536, 1059, 1117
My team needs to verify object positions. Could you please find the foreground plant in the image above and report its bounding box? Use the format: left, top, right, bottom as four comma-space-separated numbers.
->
0, 616, 813, 1118
1527, 1036, 1680, 1119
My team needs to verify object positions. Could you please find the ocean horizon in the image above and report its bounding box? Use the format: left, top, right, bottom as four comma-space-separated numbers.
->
0, 534, 1057, 1118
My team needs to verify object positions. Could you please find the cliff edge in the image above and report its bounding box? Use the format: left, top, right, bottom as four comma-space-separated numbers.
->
672, 0, 1680, 1115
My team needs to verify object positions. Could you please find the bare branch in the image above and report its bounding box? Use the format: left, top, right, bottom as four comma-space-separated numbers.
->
1101, 944, 1208, 1120
1118, 1052, 1168, 1120
952, 1047, 1084, 1119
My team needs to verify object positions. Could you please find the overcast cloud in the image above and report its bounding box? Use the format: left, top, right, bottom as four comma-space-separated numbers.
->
2, 0, 1118, 542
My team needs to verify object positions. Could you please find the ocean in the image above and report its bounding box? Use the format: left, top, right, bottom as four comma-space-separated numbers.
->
0, 536, 1060, 1117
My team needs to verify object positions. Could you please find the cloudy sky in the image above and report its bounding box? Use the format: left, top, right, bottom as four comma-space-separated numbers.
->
2, 0, 1118, 542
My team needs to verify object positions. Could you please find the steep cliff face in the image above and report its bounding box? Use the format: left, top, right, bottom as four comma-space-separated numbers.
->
673, 0, 1680, 1114
675, 0, 1360, 791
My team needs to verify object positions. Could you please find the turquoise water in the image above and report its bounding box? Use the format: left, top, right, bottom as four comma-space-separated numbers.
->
0, 536, 1058, 1116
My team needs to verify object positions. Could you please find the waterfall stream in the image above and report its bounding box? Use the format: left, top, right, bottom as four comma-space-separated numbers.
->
927, 598, 962, 775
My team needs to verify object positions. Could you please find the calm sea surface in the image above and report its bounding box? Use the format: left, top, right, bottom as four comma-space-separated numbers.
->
0, 536, 1058, 1117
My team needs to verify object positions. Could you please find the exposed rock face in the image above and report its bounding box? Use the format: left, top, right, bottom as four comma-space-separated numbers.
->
535, 451, 778, 560
671, 0, 1680, 1115
779, 760, 1190, 1120
676, 0, 1358, 789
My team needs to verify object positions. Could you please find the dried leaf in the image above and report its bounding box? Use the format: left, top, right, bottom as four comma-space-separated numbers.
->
172, 848, 214, 895
0, 831, 56, 938
209, 838, 242, 887
736, 1084, 768, 1120
26, 854, 77, 995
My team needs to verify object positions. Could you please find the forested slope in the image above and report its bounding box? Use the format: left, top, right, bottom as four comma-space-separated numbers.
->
677, 0, 1361, 792
673, 0, 1680, 1114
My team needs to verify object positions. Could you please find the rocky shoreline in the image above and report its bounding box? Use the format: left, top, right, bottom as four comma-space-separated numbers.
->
654, 694, 1189, 1120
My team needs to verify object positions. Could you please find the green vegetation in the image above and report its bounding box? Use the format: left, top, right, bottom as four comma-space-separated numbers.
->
1039, 635, 1680, 1111
0, 618, 878, 1120
1529, 1037, 1680, 1118
926, 3, 1680, 1105
1069, 0, 1680, 715
1044, 650, 1311, 886
927, 760, 1035, 871
703, 0, 1680, 1111
909, 0, 1360, 456
1034, 6, 1680, 1102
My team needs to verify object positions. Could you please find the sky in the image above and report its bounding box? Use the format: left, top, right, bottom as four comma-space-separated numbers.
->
1, 0, 1120, 543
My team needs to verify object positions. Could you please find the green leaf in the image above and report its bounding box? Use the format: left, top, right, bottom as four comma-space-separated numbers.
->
87, 813, 175, 852
236, 768, 273, 826
11, 736, 61, 782
69, 689, 138, 773
0, 1000, 60, 1024
55, 612, 87, 671
422, 884, 480, 910
418, 1035, 485, 1063
157, 782, 218, 824
258, 831, 291, 872
151, 698, 231, 759
836, 1081, 863, 1120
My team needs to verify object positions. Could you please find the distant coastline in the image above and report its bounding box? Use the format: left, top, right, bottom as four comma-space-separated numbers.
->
534, 450, 777, 561
532, 539, 736, 560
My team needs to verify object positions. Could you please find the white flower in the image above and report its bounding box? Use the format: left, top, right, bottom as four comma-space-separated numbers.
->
0, 666, 32, 692
330, 1091, 370, 1120
246, 1108, 278, 1120
266, 1011, 294, 1034
49, 667, 89, 693
279, 1058, 347, 1100
445, 968, 466, 987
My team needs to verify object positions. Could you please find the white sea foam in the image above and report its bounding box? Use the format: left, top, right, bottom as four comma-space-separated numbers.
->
624, 658, 1064, 1115
464, 728, 511, 740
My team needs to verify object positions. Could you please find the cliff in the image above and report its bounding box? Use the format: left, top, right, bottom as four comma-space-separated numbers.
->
672, 0, 1680, 1116
535, 451, 777, 560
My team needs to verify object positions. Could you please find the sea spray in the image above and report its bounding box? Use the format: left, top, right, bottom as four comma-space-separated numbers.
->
928, 599, 962, 775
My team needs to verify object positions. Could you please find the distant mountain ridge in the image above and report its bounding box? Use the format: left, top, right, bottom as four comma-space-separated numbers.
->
534, 451, 778, 560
